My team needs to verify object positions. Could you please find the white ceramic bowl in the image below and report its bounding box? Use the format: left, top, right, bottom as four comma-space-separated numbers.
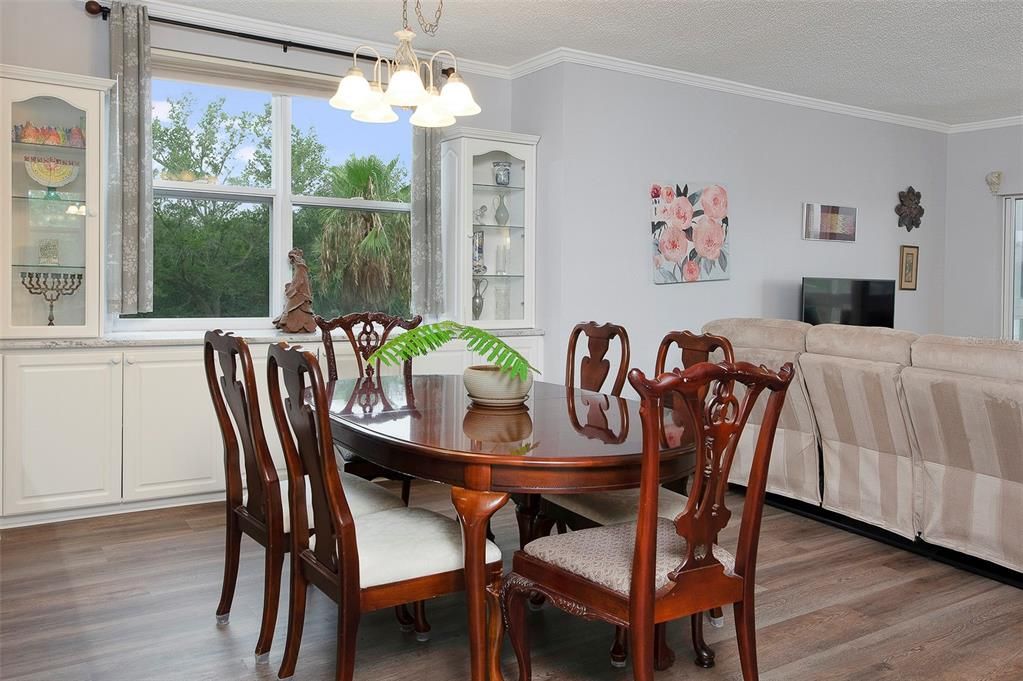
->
462, 364, 533, 406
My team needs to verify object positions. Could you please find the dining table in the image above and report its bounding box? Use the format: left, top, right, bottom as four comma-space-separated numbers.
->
325, 373, 697, 681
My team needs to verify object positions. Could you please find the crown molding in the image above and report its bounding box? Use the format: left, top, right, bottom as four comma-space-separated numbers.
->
509, 48, 961, 133
0, 64, 115, 91
947, 116, 1023, 134
139, 0, 510, 79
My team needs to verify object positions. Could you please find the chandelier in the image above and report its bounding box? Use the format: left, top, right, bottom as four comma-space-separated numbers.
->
329, 0, 480, 128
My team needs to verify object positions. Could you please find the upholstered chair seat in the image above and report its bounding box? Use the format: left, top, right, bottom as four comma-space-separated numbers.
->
313, 507, 502, 587
243, 473, 405, 533
524, 518, 735, 595
542, 489, 688, 527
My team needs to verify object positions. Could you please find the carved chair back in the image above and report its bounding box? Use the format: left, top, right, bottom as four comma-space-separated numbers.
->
565, 321, 631, 396
656, 331, 735, 444
316, 311, 423, 382
267, 342, 356, 577
627, 361, 793, 602
204, 330, 280, 529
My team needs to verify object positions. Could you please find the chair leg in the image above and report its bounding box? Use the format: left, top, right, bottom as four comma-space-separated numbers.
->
335, 601, 360, 681
413, 601, 431, 642
395, 604, 415, 632
503, 581, 532, 681
400, 478, 412, 506
630, 617, 655, 681
708, 605, 725, 628
215, 512, 241, 625
486, 580, 504, 681
691, 612, 715, 668
255, 542, 285, 662
654, 622, 676, 670
610, 625, 628, 668
277, 560, 308, 680
734, 598, 759, 681
555, 520, 567, 534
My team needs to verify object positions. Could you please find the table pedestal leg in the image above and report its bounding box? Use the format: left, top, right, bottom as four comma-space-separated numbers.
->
452, 486, 509, 681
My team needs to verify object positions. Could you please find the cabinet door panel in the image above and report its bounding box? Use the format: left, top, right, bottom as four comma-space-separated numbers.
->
122, 349, 223, 500
3, 352, 122, 514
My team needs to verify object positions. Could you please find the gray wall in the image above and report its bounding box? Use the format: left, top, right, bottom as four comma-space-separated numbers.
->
1, 0, 109, 77
944, 126, 1023, 338
514, 63, 950, 381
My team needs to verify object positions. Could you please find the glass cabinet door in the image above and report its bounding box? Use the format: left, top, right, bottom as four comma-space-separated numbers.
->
9, 94, 89, 329
469, 149, 527, 325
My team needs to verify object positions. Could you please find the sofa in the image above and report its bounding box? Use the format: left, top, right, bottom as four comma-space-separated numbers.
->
703, 318, 1023, 574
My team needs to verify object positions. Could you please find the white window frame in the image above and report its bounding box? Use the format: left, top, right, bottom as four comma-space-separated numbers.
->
113, 58, 412, 332
1002, 195, 1023, 340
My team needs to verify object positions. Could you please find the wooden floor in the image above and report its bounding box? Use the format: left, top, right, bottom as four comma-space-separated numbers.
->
2, 482, 1021, 681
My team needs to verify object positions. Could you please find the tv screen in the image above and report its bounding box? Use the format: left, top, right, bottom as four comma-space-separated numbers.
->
801, 278, 895, 328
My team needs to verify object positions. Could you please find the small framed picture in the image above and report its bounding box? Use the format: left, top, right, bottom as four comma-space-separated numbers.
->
899, 245, 919, 291
803, 203, 857, 242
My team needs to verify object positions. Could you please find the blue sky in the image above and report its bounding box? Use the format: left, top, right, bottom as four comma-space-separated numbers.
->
152, 79, 412, 185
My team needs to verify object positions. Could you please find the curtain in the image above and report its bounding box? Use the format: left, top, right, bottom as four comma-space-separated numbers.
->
107, 1, 153, 314
410, 65, 445, 319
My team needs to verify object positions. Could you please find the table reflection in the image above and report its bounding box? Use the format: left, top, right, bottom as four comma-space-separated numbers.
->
566, 387, 630, 444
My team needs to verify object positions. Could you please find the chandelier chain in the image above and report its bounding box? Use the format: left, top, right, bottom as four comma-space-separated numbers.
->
415, 0, 443, 36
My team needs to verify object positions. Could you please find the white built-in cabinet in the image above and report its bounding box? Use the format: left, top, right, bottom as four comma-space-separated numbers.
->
0, 336, 542, 524
122, 349, 224, 501
442, 129, 538, 329
0, 66, 113, 339
2, 352, 122, 514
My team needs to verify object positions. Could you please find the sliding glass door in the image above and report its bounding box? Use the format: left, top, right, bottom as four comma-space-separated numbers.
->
1006, 197, 1023, 340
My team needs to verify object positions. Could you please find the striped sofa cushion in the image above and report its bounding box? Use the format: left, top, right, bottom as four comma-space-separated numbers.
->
799, 325, 918, 538
902, 365, 1023, 572
704, 319, 821, 505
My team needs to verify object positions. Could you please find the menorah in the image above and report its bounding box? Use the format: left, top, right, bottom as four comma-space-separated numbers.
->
20, 271, 83, 326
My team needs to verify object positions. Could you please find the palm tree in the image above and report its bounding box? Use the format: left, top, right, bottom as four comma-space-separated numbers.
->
314, 155, 412, 315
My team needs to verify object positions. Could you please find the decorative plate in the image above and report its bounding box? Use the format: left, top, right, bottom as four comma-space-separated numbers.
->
24, 156, 80, 188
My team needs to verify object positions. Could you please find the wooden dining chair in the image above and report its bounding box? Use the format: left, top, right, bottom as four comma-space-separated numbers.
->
541, 330, 736, 668
502, 360, 794, 681
203, 331, 405, 664
267, 342, 504, 681
316, 311, 422, 506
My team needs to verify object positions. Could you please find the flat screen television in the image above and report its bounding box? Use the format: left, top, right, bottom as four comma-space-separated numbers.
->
801, 277, 895, 328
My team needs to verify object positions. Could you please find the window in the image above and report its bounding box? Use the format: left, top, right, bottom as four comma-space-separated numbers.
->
122, 70, 412, 326
1005, 196, 1023, 340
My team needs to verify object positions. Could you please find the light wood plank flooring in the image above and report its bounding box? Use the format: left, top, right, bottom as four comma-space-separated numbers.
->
1, 482, 1021, 681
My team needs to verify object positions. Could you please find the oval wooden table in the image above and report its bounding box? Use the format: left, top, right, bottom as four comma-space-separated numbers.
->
325, 374, 696, 681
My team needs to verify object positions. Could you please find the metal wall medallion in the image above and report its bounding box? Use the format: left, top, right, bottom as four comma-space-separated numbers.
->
895, 186, 924, 232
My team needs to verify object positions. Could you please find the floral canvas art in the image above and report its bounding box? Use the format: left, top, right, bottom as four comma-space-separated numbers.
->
651, 182, 730, 284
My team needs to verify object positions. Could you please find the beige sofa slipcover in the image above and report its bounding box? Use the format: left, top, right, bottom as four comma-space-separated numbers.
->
702, 318, 821, 504
799, 325, 919, 538
902, 335, 1023, 572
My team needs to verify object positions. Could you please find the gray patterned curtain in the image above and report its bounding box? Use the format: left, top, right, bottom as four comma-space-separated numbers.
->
107, 1, 153, 314
410, 64, 445, 319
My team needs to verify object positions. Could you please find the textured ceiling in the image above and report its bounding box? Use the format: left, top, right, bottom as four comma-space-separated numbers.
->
163, 0, 1023, 124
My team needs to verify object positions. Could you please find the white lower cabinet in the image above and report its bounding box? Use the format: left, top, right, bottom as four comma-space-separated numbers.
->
122, 349, 224, 501
2, 352, 123, 515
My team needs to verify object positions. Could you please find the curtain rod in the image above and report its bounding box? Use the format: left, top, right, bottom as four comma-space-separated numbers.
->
83, 1, 455, 74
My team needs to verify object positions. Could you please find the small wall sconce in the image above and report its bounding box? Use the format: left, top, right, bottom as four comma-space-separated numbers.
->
985, 171, 1003, 195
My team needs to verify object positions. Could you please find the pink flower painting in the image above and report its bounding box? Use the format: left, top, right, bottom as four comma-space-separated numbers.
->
651, 182, 730, 284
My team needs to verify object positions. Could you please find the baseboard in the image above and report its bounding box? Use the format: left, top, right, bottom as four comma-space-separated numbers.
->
741, 485, 1023, 589
0, 492, 224, 529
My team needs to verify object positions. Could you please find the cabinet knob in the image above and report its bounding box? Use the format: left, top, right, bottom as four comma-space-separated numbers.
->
110, 357, 122, 365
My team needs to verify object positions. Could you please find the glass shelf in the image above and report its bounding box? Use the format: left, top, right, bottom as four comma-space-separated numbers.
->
473, 223, 524, 230
472, 183, 525, 191
13, 141, 86, 153
13, 195, 86, 204
13, 263, 86, 270
473, 273, 524, 278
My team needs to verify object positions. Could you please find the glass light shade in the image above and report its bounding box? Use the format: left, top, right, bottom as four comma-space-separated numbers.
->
409, 87, 455, 128
329, 67, 371, 111
385, 67, 427, 107
352, 84, 398, 123
440, 73, 481, 116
